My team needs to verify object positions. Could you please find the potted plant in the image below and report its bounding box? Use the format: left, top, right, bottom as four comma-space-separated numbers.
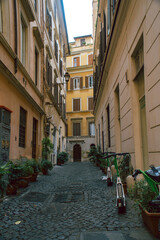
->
40, 159, 53, 175
25, 159, 39, 182
0, 162, 9, 198
57, 152, 69, 166
128, 179, 160, 237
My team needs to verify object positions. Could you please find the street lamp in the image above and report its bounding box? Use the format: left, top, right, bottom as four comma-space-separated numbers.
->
64, 72, 70, 83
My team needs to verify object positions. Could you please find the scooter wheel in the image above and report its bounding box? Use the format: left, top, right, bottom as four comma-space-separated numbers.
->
118, 206, 126, 214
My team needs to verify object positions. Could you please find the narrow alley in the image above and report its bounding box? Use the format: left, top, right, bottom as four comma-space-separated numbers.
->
0, 162, 156, 240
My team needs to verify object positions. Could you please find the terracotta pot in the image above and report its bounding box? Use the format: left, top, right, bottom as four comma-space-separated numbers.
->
15, 179, 29, 188
6, 184, 17, 195
139, 204, 160, 238
30, 172, 38, 182
42, 168, 48, 175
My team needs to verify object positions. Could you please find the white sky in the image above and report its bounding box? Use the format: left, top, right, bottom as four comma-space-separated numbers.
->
63, 0, 93, 43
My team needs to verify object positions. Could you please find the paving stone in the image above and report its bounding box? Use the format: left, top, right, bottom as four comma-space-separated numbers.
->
0, 162, 156, 240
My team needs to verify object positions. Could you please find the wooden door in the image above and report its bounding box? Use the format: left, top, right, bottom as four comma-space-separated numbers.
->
32, 118, 37, 159
73, 144, 81, 162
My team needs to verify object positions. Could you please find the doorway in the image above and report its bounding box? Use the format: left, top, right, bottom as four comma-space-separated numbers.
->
73, 144, 81, 162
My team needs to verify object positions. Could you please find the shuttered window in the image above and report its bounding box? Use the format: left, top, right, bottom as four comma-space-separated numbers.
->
70, 78, 73, 90
73, 99, 80, 111
19, 107, 27, 148
88, 54, 93, 65
85, 76, 88, 88
73, 122, 81, 136
88, 97, 93, 110
55, 39, 58, 62
73, 57, 80, 67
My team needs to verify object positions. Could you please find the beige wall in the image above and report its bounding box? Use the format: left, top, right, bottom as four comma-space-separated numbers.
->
94, 0, 160, 169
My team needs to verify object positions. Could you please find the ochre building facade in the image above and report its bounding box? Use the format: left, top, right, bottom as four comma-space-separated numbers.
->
66, 35, 95, 162
93, 0, 160, 170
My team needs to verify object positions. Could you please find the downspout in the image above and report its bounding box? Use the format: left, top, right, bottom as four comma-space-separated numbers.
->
14, 0, 18, 73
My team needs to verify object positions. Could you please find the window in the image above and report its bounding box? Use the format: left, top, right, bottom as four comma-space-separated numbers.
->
107, 0, 111, 35
34, 0, 37, 12
88, 54, 93, 65
55, 38, 58, 62
19, 107, 27, 148
59, 59, 62, 77
107, 105, 111, 147
88, 97, 93, 110
21, 16, 27, 66
89, 122, 95, 136
135, 43, 143, 73
35, 47, 38, 85
46, 7, 52, 40
74, 78, 80, 89
73, 98, 80, 111
46, 55, 52, 88
88, 76, 93, 88
73, 122, 81, 136
73, 57, 80, 67
0, 0, 2, 32
54, 2, 56, 21
80, 38, 86, 46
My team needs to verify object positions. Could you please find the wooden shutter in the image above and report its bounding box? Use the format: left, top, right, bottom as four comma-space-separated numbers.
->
66, 82, 68, 91
70, 78, 73, 90
80, 77, 83, 89
77, 57, 80, 66
73, 123, 80, 136
73, 99, 80, 111
88, 54, 93, 65
85, 76, 88, 88
88, 98, 93, 110
48, 64, 52, 88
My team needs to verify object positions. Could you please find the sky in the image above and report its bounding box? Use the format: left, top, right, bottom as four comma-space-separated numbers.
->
63, 0, 93, 43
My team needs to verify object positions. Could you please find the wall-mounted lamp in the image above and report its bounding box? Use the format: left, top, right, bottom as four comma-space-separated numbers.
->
64, 72, 70, 83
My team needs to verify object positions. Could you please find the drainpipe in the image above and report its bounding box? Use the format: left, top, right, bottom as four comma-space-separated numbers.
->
14, 0, 18, 73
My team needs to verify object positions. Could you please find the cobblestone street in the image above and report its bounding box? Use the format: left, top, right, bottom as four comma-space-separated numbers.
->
0, 162, 157, 240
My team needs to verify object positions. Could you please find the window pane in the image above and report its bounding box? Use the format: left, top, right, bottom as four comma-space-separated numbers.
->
89, 123, 95, 136
89, 76, 93, 88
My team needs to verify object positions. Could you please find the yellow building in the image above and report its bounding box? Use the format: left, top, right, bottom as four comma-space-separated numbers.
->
93, 0, 160, 169
0, 0, 69, 163
66, 35, 95, 162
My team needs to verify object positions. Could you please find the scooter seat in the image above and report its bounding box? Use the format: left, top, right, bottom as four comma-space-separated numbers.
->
145, 166, 160, 182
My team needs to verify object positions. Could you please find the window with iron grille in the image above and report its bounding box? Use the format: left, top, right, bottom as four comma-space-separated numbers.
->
19, 107, 27, 148
73, 122, 81, 136
88, 97, 93, 110
73, 98, 80, 111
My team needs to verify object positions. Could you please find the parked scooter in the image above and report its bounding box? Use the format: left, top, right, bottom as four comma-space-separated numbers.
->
133, 165, 160, 210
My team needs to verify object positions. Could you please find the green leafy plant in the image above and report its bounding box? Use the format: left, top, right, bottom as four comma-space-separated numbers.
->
128, 179, 157, 212
40, 159, 53, 171
25, 159, 39, 173
42, 137, 53, 160
57, 152, 69, 165
118, 154, 133, 183
0, 162, 9, 197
